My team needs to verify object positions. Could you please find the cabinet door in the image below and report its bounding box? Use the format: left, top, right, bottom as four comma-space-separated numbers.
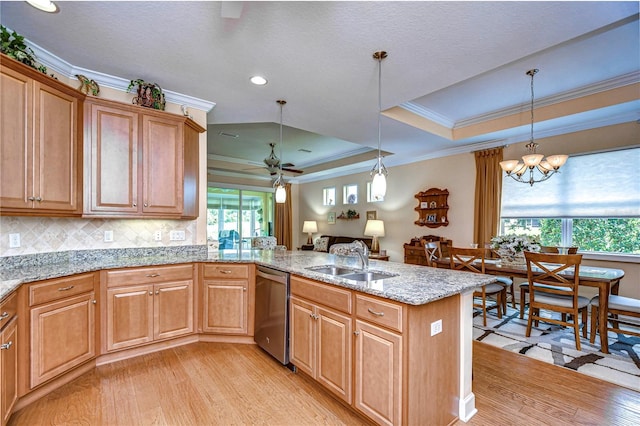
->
317, 307, 352, 404
33, 81, 79, 212
87, 102, 139, 213
30, 292, 96, 388
0, 66, 32, 210
154, 280, 194, 340
106, 285, 153, 351
289, 297, 315, 377
141, 115, 183, 214
354, 320, 402, 426
203, 279, 248, 334
1, 318, 18, 425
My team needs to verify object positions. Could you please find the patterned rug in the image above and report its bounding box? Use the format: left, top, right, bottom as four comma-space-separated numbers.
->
473, 304, 640, 392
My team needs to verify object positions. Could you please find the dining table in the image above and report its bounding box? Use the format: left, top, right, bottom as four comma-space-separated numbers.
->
435, 256, 625, 353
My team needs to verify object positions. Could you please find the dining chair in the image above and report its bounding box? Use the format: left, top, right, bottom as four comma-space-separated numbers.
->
485, 243, 515, 311
589, 295, 640, 352
450, 247, 506, 326
519, 246, 578, 318
422, 239, 442, 267
524, 251, 589, 350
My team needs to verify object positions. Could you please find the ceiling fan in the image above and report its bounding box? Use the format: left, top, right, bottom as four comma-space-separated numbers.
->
262, 142, 303, 176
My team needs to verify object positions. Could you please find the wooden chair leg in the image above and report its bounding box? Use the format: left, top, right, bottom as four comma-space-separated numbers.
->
590, 305, 598, 344
525, 309, 534, 337
573, 317, 582, 351
581, 308, 588, 339
519, 288, 527, 319
496, 292, 503, 319
509, 282, 516, 309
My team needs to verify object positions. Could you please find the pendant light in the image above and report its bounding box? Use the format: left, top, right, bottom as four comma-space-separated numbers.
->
274, 99, 287, 204
499, 69, 568, 186
370, 51, 388, 200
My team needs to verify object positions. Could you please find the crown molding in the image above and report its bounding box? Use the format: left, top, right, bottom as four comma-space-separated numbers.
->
26, 38, 216, 112
398, 102, 455, 128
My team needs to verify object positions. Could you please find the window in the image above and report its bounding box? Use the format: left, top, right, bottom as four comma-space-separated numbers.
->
323, 187, 336, 206
367, 182, 384, 202
343, 184, 358, 204
207, 188, 274, 249
500, 147, 640, 255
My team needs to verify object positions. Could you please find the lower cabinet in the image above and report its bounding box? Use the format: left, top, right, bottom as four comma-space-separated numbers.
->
1, 293, 18, 426
201, 264, 254, 335
289, 277, 353, 404
105, 265, 194, 352
28, 273, 97, 389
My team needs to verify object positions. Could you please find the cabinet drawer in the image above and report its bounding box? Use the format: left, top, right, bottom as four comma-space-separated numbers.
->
202, 264, 249, 279
291, 276, 352, 314
106, 264, 193, 287
29, 273, 96, 306
356, 294, 403, 332
0, 291, 17, 329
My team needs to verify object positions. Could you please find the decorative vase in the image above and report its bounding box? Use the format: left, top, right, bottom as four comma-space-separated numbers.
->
498, 251, 526, 267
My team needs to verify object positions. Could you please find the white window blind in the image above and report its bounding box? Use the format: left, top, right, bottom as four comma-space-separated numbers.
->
501, 147, 640, 218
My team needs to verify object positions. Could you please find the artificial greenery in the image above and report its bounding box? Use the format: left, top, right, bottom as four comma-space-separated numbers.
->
0, 25, 48, 74
126, 79, 166, 110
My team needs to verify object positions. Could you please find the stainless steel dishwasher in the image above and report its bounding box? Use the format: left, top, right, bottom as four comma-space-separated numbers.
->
254, 265, 290, 365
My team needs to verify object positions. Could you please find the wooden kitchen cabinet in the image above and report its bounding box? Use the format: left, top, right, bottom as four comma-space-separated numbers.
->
1, 54, 83, 216
28, 273, 97, 389
201, 264, 254, 335
104, 265, 194, 352
1, 293, 18, 426
289, 277, 352, 404
83, 97, 205, 218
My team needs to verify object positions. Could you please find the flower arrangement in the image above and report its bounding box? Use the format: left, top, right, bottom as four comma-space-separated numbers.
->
490, 234, 540, 265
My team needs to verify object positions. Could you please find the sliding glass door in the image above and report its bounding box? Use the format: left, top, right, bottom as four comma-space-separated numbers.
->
207, 188, 274, 249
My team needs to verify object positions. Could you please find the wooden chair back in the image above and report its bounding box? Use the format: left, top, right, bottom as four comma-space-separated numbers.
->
540, 246, 578, 254
449, 247, 485, 273
422, 240, 442, 267
524, 251, 582, 300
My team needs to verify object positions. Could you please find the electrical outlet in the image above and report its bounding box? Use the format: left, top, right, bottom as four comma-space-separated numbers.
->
430, 319, 442, 336
104, 230, 114, 242
170, 230, 186, 241
9, 233, 20, 248
154, 231, 162, 241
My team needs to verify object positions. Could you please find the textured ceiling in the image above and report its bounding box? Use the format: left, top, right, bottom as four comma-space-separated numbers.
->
2, 1, 638, 183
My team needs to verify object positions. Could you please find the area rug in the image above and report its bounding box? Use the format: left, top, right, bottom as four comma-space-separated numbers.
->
473, 304, 640, 392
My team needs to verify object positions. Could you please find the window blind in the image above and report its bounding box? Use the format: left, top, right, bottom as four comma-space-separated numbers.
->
501, 147, 640, 218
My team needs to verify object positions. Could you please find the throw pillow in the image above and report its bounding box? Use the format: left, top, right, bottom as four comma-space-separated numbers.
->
313, 236, 329, 252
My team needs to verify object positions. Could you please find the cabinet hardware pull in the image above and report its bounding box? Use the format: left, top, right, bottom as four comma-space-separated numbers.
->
35, 196, 42, 201
367, 308, 385, 317
243, 288, 247, 291
145, 273, 160, 278
353, 331, 360, 336
144, 203, 148, 207
133, 203, 137, 207
149, 291, 153, 296
58, 285, 75, 291
92, 300, 97, 304
0, 312, 8, 320
219, 270, 232, 274
28, 196, 35, 201
0, 341, 12, 350
155, 290, 159, 295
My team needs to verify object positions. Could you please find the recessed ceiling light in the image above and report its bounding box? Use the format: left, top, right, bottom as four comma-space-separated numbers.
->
26, 0, 59, 13
250, 76, 267, 86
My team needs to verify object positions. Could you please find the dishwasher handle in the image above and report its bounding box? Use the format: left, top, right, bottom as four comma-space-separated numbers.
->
256, 268, 288, 285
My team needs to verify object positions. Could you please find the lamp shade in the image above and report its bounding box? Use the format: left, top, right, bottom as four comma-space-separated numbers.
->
302, 221, 318, 234
275, 184, 286, 203
364, 220, 385, 237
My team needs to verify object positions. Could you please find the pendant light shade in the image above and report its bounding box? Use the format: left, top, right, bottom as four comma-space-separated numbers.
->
274, 100, 287, 204
370, 51, 388, 200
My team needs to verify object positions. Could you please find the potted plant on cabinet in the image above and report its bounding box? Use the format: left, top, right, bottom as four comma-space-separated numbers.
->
127, 78, 166, 110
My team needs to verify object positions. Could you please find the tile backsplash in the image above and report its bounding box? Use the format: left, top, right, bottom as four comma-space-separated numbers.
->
0, 216, 197, 257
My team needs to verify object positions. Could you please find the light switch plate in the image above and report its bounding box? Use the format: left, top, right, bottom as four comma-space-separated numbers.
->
170, 230, 186, 241
104, 230, 114, 242
9, 233, 20, 248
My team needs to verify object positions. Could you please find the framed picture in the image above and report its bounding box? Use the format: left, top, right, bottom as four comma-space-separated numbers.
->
429, 201, 437, 208
420, 201, 429, 209
366, 210, 377, 220
327, 211, 336, 224
427, 214, 437, 222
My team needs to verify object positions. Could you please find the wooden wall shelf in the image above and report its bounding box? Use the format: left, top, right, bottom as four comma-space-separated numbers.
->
414, 188, 449, 228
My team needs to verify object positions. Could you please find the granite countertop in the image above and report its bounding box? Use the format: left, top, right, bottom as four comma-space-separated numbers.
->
0, 245, 496, 305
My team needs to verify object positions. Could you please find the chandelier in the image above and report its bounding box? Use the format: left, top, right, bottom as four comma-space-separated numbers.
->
499, 69, 568, 186
274, 100, 287, 203
370, 51, 388, 200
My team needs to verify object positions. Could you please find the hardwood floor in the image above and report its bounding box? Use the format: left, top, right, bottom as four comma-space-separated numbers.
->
9, 341, 640, 425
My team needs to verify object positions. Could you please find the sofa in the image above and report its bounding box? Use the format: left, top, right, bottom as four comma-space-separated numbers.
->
309, 235, 372, 252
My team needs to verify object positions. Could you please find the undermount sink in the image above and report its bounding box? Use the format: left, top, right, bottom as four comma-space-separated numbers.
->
340, 271, 398, 282
306, 265, 357, 276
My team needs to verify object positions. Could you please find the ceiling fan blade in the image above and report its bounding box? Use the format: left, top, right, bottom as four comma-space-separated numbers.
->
282, 167, 304, 174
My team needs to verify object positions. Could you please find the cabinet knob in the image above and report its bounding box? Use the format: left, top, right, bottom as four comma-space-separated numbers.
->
92, 300, 97, 304
144, 203, 148, 207
35, 196, 42, 202
28, 196, 35, 201
243, 287, 247, 291
353, 331, 360, 336
155, 290, 159, 295
0, 341, 12, 350
133, 203, 137, 207
149, 291, 153, 296
0, 312, 8, 320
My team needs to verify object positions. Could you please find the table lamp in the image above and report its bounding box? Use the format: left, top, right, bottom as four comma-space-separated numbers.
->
302, 221, 318, 245
364, 219, 385, 253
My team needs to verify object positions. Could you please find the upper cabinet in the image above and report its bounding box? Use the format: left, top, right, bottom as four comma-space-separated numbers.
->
83, 97, 205, 219
1, 55, 84, 216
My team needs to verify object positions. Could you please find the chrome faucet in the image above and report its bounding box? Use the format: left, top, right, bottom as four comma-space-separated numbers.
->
350, 240, 369, 270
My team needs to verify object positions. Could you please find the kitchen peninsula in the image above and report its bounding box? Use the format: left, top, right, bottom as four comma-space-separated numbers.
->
0, 246, 495, 425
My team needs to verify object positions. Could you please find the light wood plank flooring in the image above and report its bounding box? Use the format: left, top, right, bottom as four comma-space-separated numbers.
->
9, 341, 640, 425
